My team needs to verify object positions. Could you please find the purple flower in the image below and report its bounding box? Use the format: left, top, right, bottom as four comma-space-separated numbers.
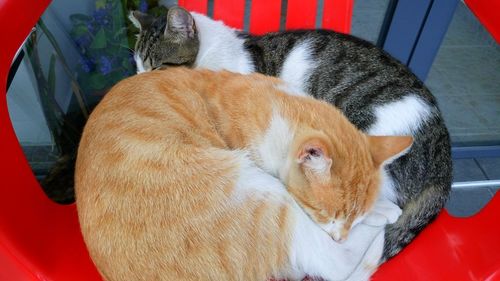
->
79, 56, 94, 73
74, 35, 91, 48
122, 69, 133, 77
92, 9, 110, 26
128, 54, 135, 64
99, 56, 112, 75
139, 0, 148, 12
86, 21, 96, 34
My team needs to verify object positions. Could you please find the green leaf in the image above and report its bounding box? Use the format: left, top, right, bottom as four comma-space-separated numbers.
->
70, 24, 89, 37
112, 2, 124, 32
48, 54, 56, 96
122, 57, 132, 69
108, 45, 124, 55
90, 28, 107, 49
70, 14, 92, 25
87, 72, 107, 90
113, 27, 127, 40
108, 70, 126, 83
95, 0, 107, 10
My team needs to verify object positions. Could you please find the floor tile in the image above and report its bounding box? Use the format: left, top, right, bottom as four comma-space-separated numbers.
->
476, 158, 500, 179
437, 95, 487, 130
469, 95, 500, 129
424, 1, 500, 145
445, 187, 493, 217
441, 3, 497, 47
425, 67, 455, 97
452, 158, 487, 182
351, 0, 389, 43
432, 47, 500, 95
351, 10, 385, 43
352, 0, 389, 12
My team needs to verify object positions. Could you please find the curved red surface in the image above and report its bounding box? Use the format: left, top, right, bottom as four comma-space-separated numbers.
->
1, 1, 498, 280
213, 0, 246, 31
0, 0, 101, 280
464, 0, 500, 44
179, 0, 353, 34
373, 193, 500, 281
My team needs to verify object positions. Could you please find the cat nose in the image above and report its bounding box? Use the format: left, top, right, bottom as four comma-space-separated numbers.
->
330, 230, 346, 243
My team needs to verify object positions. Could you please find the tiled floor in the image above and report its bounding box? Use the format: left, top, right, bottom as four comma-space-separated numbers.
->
446, 186, 497, 217
422, 2, 500, 216
351, 0, 389, 44
350, 0, 500, 217
351, 1, 500, 145
446, 157, 499, 217
425, 2, 500, 145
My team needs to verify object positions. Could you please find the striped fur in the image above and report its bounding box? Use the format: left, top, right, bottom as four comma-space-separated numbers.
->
129, 7, 452, 259
75, 68, 411, 280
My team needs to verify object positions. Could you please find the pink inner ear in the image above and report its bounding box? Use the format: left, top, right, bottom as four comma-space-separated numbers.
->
306, 147, 322, 157
298, 145, 324, 163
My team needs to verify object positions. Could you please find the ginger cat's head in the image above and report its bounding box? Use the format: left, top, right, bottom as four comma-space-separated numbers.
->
285, 128, 412, 242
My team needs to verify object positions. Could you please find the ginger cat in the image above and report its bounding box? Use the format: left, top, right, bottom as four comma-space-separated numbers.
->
75, 68, 412, 281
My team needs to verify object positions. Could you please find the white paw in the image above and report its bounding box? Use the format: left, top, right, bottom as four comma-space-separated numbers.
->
366, 199, 402, 226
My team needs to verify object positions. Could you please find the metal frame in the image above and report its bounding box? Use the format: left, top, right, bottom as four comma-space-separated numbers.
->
408, 0, 459, 80
453, 180, 500, 189
382, 0, 433, 69
380, 0, 459, 80
452, 146, 500, 159
378, 0, 500, 187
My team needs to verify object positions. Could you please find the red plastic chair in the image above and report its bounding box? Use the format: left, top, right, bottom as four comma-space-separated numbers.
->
464, 0, 500, 44
373, 193, 500, 281
1, 1, 499, 280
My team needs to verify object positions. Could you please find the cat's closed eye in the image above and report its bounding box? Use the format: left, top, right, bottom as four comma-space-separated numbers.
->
154, 61, 188, 70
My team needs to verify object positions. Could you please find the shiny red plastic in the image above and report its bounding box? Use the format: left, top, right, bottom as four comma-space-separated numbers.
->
213, 0, 246, 30
0, 0, 102, 280
464, 0, 500, 44
322, 0, 353, 34
1, 0, 499, 280
249, 0, 282, 35
374, 193, 500, 281
177, 0, 208, 14
179, 0, 353, 34
285, 0, 318, 30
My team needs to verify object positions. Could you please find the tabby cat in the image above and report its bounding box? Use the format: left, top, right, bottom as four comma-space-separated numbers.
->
129, 6, 452, 259
75, 68, 410, 280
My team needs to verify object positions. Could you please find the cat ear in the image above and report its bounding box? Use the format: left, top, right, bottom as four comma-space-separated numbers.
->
166, 7, 196, 38
368, 135, 413, 167
129, 10, 154, 31
297, 139, 332, 180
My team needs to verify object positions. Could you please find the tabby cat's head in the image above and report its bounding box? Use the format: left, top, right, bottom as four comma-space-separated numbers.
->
129, 7, 199, 72
286, 129, 412, 242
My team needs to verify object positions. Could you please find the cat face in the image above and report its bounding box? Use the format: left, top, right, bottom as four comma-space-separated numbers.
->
129, 7, 199, 72
286, 132, 412, 242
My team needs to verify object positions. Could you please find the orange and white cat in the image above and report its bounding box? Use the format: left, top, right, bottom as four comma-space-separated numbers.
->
75, 68, 411, 281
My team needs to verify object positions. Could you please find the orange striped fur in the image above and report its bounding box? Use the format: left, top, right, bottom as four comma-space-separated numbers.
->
75, 68, 412, 280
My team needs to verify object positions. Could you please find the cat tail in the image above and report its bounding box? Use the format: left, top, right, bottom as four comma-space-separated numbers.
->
382, 181, 451, 260
40, 150, 77, 204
